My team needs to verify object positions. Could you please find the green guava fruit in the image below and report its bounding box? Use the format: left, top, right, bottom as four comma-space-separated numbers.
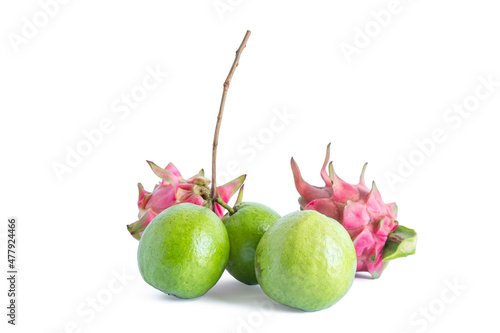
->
137, 203, 229, 299
222, 202, 280, 285
255, 210, 357, 311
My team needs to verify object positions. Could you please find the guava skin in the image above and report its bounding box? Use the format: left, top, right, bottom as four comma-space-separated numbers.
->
223, 202, 280, 285
255, 210, 357, 311
138, 203, 229, 299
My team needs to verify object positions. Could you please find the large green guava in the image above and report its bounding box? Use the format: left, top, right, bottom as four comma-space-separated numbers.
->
255, 210, 357, 311
137, 203, 229, 299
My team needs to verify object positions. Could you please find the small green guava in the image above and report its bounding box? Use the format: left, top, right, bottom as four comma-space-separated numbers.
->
137, 203, 229, 299
223, 202, 280, 285
255, 210, 357, 311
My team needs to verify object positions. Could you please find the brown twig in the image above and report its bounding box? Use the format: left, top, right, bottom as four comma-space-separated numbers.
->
210, 30, 251, 212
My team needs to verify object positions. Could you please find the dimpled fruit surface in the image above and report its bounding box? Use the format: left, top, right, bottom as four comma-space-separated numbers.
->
138, 203, 229, 299
255, 210, 356, 311
223, 202, 280, 285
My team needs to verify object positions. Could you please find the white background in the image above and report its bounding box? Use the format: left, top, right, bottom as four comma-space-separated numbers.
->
1, 1, 499, 332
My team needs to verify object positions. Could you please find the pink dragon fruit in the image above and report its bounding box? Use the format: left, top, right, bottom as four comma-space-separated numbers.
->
291, 144, 416, 278
127, 160, 245, 240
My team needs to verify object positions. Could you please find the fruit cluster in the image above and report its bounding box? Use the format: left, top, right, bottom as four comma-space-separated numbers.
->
126, 31, 416, 312
130, 148, 416, 311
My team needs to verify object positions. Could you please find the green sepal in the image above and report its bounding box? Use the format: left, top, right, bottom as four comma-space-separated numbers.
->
382, 225, 417, 261
235, 184, 245, 205
204, 198, 212, 209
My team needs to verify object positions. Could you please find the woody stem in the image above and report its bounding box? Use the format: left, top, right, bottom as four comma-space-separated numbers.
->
210, 30, 251, 213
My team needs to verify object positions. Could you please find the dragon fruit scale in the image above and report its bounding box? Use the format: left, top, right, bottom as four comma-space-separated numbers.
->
291, 144, 416, 278
127, 160, 245, 240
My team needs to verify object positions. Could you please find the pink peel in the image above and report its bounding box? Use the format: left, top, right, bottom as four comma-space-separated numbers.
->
291, 144, 414, 279
127, 161, 245, 240
291, 157, 332, 202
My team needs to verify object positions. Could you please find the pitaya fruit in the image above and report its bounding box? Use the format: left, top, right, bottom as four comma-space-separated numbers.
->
127, 160, 245, 240
291, 144, 416, 278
